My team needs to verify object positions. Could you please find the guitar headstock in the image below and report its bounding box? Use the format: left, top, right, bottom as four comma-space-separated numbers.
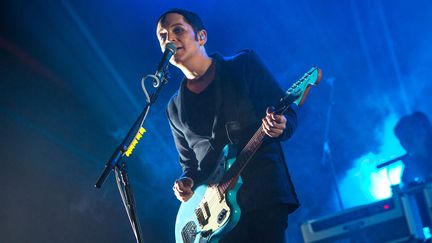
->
278, 67, 322, 112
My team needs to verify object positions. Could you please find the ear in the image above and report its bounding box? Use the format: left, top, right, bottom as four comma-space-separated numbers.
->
197, 30, 207, 46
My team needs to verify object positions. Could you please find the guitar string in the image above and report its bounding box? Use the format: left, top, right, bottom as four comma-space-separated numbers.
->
198, 107, 293, 224
198, 127, 265, 222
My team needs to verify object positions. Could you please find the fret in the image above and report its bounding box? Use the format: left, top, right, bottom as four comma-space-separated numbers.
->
218, 128, 266, 193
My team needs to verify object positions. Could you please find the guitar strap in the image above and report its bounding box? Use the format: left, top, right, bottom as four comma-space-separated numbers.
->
213, 53, 295, 185
213, 55, 245, 147
197, 51, 259, 152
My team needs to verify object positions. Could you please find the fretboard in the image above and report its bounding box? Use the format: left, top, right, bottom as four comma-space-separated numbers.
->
218, 126, 266, 193
215, 66, 320, 194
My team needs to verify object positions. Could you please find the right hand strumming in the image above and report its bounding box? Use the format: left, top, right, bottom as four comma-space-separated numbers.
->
173, 177, 194, 202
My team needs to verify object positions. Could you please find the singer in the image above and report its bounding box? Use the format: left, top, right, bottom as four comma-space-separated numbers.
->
157, 8, 299, 242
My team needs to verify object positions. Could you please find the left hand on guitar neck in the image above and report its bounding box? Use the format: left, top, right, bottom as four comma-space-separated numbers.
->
262, 107, 287, 138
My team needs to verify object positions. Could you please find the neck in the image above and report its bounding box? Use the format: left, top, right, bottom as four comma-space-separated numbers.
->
176, 52, 212, 80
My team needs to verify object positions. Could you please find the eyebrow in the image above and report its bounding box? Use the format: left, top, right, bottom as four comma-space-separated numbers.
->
158, 23, 184, 34
170, 23, 183, 28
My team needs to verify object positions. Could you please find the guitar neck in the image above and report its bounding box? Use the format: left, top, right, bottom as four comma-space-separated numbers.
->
218, 126, 266, 193
217, 98, 293, 194
217, 66, 321, 194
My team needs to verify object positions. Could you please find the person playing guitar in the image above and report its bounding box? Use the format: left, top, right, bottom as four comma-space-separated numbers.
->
156, 8, 310, 242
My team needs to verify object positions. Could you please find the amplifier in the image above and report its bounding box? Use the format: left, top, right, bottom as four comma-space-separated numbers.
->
301, 196, 424, 242
397, 181, 432, 229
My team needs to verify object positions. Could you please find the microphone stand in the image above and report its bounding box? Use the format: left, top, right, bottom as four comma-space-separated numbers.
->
94, 68, 170, 243
321, 77, 344, 211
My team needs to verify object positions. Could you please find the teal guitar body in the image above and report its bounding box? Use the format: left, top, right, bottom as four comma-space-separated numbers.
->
175, 145, 242, 243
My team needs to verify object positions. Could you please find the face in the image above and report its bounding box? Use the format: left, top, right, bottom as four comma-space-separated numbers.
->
156, 13, 205, 66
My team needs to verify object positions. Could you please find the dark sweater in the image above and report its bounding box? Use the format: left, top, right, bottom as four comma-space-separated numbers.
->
167, 50, 300, 212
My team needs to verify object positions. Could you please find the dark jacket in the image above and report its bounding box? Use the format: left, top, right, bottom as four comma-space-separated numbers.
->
167, 50, 299, 212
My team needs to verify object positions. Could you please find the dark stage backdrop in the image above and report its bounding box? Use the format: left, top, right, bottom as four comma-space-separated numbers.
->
1, 1, 431, 242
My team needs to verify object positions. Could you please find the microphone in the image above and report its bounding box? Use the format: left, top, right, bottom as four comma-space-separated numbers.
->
376, 153, 409, 169
155, 42, 177, 81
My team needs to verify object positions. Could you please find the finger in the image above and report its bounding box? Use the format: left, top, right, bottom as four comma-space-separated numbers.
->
271, 116, 286, 131
262, 118, 271, 132
180, 186, 193, 194
174, 184, 182, 194
267, 130, 282, 138
263, 125, 276, 137
266, 106, 274, 115
179, 194, 192, 202
179, 190, 193, 197
265, 130, 277, 137
269, 126, 284, 136
174, 181, 185, 193
174, 190, 188, 201
178, 181, 193, 193
177, 191, 193, 202
174, 193, 184, 202
265, 115, 275, 127
174, 189, 182, 200
271, 128, 284, 135
181, 178, 194, 188
177, 180, 184, 188
184, 193, 193, 201
272, 121, 286, 130
272, 114, 282, 123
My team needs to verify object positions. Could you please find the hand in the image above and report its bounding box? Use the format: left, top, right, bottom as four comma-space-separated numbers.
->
173, 177, 194, 202
262, 107, 286, 138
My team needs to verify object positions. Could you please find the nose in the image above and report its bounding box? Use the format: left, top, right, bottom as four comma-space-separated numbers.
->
167, 32, 177, 43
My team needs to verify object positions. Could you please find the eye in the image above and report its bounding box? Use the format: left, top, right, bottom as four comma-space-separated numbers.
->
159, 33, 167, 41
172, 26, 184, 35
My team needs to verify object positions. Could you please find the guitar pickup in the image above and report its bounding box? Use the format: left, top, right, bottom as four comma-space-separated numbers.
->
217, 209, 228, 224
203, 202, 211, 219
195, 202, 211, 227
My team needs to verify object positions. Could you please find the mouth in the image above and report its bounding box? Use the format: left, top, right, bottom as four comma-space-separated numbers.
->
173, 47, 183, 57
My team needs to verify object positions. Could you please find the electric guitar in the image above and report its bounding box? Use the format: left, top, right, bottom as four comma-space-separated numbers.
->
175, 67, 322, 243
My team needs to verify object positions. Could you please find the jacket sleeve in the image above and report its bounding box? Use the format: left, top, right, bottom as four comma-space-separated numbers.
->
240, 50, 297, 141
166, 99, 199, 181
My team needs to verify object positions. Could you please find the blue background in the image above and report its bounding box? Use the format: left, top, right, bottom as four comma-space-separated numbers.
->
1, 0, 431, 242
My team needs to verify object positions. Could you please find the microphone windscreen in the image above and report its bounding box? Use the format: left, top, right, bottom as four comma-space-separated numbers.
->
165, 42, 177, 54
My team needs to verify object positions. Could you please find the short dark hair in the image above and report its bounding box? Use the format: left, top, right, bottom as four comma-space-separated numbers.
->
157, 8, 205, 35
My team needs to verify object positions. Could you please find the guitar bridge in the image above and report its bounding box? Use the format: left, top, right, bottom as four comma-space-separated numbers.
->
181, 221, 197, 243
